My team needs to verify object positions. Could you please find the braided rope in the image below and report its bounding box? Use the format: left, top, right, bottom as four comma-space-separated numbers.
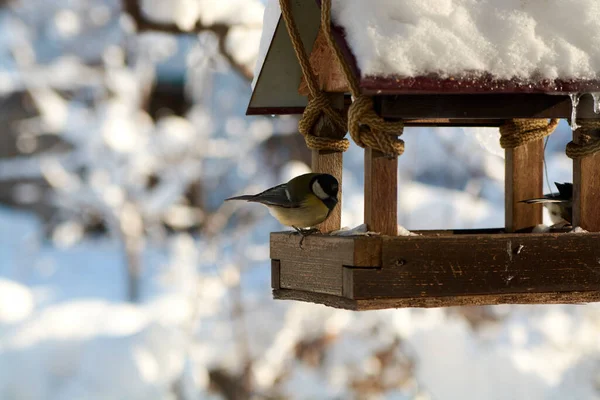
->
298, 92, 349, 152
499, 119, 559, 149
348, 96, 405, 156
566, 120, 600, 158
320, 0, 404, 158
279, 0, 349, 152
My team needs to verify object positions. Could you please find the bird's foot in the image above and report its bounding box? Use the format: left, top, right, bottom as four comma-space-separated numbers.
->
291, 227, 320, 249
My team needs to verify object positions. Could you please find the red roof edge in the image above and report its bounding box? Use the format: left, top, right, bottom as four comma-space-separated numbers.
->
361, 74, 600, 95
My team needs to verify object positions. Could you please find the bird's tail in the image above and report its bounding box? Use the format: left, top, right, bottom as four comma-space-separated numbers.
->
224, 195, 256, 202
520, 198, 568, 204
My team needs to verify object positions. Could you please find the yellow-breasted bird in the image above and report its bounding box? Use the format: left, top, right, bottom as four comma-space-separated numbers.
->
225, 173, 339, 241
521, 182, 572, 225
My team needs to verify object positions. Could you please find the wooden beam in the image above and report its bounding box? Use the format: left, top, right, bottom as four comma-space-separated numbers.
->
378, 94, 600, 120
349, 233, 600, 299
311, 93, 346, 233
298, 28, 348, 96
365, 149, 398, 235
505, 139, 544, 232
572, 122, 600, 231
273, 288, 600, 310
249, 94, 600, 120
402, 119, 509, 127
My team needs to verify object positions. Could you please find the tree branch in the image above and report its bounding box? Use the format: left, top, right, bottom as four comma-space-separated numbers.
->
122, 0, 254, 81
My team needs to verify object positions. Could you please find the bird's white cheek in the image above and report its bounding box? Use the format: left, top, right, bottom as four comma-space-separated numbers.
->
312, 180, 328, 200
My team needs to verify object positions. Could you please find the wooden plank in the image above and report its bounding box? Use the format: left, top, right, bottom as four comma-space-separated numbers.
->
364, 149, 398, 235
378, 94, 600, 120
572, 123, 600, 231
271, 259, 281, 289
280, 259, 342, 295
270, 232, 379, 267
412, 228, 506, 236
273, 289, 600, 310
311, 94, 345, 233
403, 119, 508, 127
352, 291, 600, 310
505, 139, 544, 232
312, 148, 342, 232
271, 232, 355, 264
275, 288, 358, 309
298, 28, 348, 96
345, 233, 600, 299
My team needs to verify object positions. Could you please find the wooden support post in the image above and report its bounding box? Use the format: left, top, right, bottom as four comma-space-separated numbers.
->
365, 149, 398, 235
572, 124, 600, 231
505, 139, 544, 232
312, 93, 345, 233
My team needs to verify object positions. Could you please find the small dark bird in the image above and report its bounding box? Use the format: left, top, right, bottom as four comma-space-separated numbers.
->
521, 182, 572, 225
225, 173, 339, 243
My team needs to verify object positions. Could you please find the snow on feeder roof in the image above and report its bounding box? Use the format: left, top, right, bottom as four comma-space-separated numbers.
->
335, 0, 600, 91
247, 0, 600, 116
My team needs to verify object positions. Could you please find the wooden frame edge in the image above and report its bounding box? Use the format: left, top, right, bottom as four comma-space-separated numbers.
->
273, 288, 600, 310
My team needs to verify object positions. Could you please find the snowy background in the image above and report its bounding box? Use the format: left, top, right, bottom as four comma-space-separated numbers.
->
0, 0, 599, 399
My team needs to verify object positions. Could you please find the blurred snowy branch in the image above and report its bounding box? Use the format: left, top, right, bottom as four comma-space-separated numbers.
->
122, 0, 261, 81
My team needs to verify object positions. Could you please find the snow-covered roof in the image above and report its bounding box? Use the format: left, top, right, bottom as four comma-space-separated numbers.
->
248, 0, 600, 115
332, 0, 600, 84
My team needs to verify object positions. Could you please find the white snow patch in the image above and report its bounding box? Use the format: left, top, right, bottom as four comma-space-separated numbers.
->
330, 223, 377, 236
569, 226, 588, 233
0, 279, 35, 325
331, 0, 600, 80
532, 224, 550, 233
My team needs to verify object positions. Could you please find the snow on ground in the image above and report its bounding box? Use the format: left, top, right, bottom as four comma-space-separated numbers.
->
331, 0, 600, 80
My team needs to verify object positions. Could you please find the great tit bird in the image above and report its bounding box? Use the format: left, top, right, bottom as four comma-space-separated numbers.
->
225, 173, 339, 242
521, 182, 572, 225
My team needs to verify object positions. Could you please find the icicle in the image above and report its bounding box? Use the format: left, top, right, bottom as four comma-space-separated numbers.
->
569, 93, 581, 131
592, 92, 600, 114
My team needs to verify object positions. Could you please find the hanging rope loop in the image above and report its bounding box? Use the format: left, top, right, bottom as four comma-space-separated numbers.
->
279, 0, 349, 152
278, 0, 406, 155
319, 0, 405, 157
499, 119, 559, 149
566, 120, 600, 159
348, 96, 405, 157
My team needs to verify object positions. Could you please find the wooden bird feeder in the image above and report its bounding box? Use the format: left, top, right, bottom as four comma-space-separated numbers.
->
248, 0, 600, 310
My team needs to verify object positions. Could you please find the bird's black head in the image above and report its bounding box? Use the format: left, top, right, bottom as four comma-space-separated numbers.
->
554, 182, 573, 200
311, 174, 339, 209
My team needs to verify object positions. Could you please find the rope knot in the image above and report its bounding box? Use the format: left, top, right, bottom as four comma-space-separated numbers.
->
566, 120, 600, 159
499, 118, 559, 149
298, 93, 349, 152
348, 96, 405, 158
